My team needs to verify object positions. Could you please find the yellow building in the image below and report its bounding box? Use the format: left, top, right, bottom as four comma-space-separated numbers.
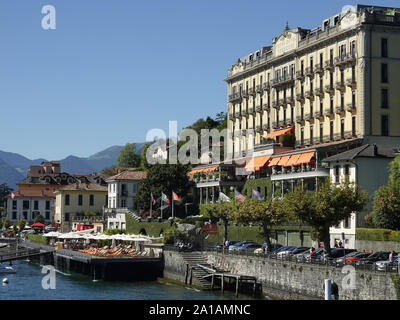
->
226, 5, 400, 158
55, 183, 108, 233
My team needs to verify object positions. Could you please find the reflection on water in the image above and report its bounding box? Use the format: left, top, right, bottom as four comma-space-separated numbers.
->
0, 260, 260, 300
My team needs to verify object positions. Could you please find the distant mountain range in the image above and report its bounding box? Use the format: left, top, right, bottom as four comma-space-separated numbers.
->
0, 143, 145, 191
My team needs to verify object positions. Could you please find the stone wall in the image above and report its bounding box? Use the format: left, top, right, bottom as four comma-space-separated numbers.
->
356, 240, 400, 253
162, 249, 398, 300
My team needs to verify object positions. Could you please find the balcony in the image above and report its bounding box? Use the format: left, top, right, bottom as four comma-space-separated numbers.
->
271, 121, 279, 129
272, 74, 295, 87
324, 108, 335, 117
346, 103, 356, 112
314, 87, 324, 97
315, 64, 324, 74
235, 111, 241, 118
229, 92, 242, 102
256, 85, 263, 93
305, 113, 314, 121
249, 87, 256, 96
255, 125, 262, 133
278, 120, 287, 127
241, 129, 247, 136
242, 90, 249, 98
344, 130, 357, 139
256, 105, 262, 112
296, 115, 304, 123
334, 56, 348, 66
324, 84, 335, 94
248, 106, 254, 114
296, 70, 305, 80
262, 123, 269, 131
335, 105, 345, 114
278, 98, 286, 106
335, 81, 346, 91
305, 67, 314, 77
272, 100, 278, 108
262, 103, 270, 111
305, 90, 314, 100
346, 77, 357, 88
315, 110, 324, 119
241, 109, 247, 116
228, 113, 234, 121
296, 93, 305, 101
263, 81, 271, 91
324, 60, 334, 70
286, 96, 295, 105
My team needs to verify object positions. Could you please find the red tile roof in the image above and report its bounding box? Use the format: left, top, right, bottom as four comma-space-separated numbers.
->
106, 170, 147, 181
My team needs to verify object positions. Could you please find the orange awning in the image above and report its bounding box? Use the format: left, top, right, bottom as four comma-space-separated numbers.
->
268, 157, 281, 167
286, 154, 301, 166
245, 155, 271, 171
295, 152, 315, 165
264, 127, 294, 140
190, 166, 218, 174
277, 155, 291, 167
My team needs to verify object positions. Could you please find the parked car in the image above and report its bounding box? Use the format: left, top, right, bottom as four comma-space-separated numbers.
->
276, 246, 297, 258
355, 252, 391, 266
345, 252, 372, 265
264, 243, 283, 253
303, 248, 325, 262
236, 243, 262, 251
216, 240, 238, 249
290, 247, 310, 256
375, 255, 400, 272
228, 241, 254, 251
334, 251, 360, 264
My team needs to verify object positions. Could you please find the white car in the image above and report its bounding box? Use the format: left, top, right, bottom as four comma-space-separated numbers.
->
375, 256, 399, 272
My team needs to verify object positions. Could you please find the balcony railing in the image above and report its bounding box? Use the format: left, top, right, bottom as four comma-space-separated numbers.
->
346, 103, 356, 112
229, 92, 242, 102
263, 81, 271, 91
249, 87, 256, 96
305, 113, 313, 121
324, 84, 334, 94
296, 115, 304, 123
271, 121, 279, 129
315, 64, 324, 74
256, 105, 262, 112
235, 111, 241, 117
255, 125, 262, 132
324, 60, 334, 70
315, 110, 324, 119
242, 90, 249, 98
241, 109, 247, 116
296, 70, 305, 80
256, 85, 263, 93
248, 106, 254, 114
305, 67, 314, 77
262, 103, 270, 111
241, 129, 247, 136
296, 93, 305, 101
335, 105, 345, 113
278, 98, 286, 106
346, 77, 357, 88
272, 74, 295, 87
228, 113, 234, 120
286, 96, 295, 105
272, 100, 278, 108
335, 81, 346, 91
314, 87, 324, 96
334, 56, 348, 66
324, 108, 335, 117
305, 90, 314, 100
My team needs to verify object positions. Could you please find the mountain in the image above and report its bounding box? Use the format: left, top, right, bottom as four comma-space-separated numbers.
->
0, 143, 146, 189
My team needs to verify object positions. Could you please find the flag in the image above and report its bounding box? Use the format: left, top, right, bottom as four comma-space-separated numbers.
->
252, 189, 263, 200
161, 192, 170, 204
235, 189, 246, 202
218, 192, 232, 203
172, 191, 182, 202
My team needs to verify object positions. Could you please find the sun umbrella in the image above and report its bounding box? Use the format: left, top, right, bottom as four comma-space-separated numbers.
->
31, 223, 46, 228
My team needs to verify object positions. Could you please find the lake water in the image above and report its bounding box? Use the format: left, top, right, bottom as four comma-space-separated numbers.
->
0, 260, 256, 300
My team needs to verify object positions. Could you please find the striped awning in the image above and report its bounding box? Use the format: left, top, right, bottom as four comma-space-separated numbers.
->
268, 157, 281, 167
277, 155, 291, 167
264, 127, 294, 140
295, 152, 315, 165
285, 154, 301, 166
190, 166, 219, 174
245, 155, 271, 172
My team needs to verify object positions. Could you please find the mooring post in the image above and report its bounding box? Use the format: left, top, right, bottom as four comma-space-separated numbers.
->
211, 274, 214, 290
185, 264, 189, 285
235, 277, 239, 297
189, 268, 193, 286
221, 274, 224, 293
325, 279, 332, 300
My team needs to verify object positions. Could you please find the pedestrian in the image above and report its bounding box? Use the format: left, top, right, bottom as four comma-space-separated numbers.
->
338, 240, 343, 248
225, 240, 229, 248
389, 250, 395, 263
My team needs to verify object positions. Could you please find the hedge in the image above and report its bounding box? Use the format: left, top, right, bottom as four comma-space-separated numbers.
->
25, 234, 48, 244
356, 228, 400, 242
125, 214, 172, 237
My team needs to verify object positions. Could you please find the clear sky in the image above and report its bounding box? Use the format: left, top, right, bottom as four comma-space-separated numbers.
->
0, 0, 398, 160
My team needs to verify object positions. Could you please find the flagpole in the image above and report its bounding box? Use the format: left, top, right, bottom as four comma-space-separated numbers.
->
160, 193, 163, 220
172, 192, 174, 219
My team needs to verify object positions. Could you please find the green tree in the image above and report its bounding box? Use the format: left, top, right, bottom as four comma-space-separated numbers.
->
371, 157, 400, 229
280, 133, 296, 147
116, 143, 141, 168
283, 180, 367, 250
18, 219, 26, 231
3, 218, 10, 230
140, 143, 151, 170
0, 183, 13, 208
135, 163, 191, 214
34, 214, 45, 224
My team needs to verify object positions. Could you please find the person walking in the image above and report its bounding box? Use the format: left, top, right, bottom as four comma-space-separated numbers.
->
389, 250, 395, 263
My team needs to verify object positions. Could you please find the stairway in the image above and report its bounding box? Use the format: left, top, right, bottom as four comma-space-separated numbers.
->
180, 251, 226, 288
125, 209, 142, 222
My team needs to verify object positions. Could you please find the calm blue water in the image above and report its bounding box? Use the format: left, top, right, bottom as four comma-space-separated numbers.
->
0, 260, 253, 300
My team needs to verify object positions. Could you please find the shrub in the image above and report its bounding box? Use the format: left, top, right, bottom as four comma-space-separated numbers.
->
356, 228, 400, 242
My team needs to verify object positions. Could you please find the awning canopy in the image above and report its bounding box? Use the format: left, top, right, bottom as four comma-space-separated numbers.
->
295, 152, 315, 165
190, 166, 219, 174
268, 157, 281, 167
286, 154, 301, 166
264, 127, 294, 140
277, 155, 291, 167
245, 155, 271, 172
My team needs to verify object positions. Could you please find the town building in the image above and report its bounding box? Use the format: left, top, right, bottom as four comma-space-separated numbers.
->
103, 169, 147, 230
323, 144, 399, 248
6, 161, 107, 227
54, 182, 108, 233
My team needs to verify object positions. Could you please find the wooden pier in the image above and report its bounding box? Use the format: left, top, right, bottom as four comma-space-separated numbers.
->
0, 239, 52, 263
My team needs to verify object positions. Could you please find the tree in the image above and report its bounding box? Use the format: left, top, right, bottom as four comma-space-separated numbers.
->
280, 133, 296, 147
0, 183, 13, 207
18, 219, 26, 231
3, 218, 10, 230
371, 157, 400, 229
234, 199, 289, 245
135, 163, 191, 215
116, 143, 141, 168
34, 214, 45, 224
283, 180, 367, 251
139, 143, 151, 170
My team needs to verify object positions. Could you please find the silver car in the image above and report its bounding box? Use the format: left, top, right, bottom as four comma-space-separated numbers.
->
375, 256, 400, 272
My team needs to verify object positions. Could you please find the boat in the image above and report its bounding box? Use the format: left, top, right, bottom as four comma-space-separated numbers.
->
0, 265, 16, 274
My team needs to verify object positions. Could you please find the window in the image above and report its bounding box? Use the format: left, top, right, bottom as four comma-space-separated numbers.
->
34, 201, 39, 210
121, 200, 127, 208
330, 121, 334, 140
320, 98, 324, 114
340, 92, 344, 109
352, 116, 356, 137
45, 211, 50, 220
381, 114, 389, 136
23, 201, 29, 210
12, 212, 17, 220
350, 40, 356, 57
90, 195, 94, 206
344, 164, 350, 176
320, 123, 324, 143
344, 217, 350, 229
310, 101, 313, 116
334, 166, 340, 184
381, 38, 388, 58
65, 195, 70, 206
341, 118, 345, 139
310, 125, 314, 144
78, 195, 83, 206
12, 201, 17, 210
330, 96, 334, 113
300, 127, 304, 145
381, 88, 389, 109
65, 213, 70, 222
23, 212, 27, 220
352, 90, 356, 108
381, 63, 388, 83
46, 200, 50, 210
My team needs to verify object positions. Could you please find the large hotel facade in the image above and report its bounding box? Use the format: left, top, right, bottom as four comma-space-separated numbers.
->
191, 5, 400, 248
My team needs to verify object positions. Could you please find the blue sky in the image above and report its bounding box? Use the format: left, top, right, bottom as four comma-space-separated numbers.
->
0, 0, 398, 160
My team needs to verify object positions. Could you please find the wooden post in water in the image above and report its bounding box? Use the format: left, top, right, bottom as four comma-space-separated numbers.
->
184, 264, 189, 285
253, 280, 257, 296
235, 276, 239, 297
221, 274, 224, 293
211, 274, 214, 290
189, 268, 193, 286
